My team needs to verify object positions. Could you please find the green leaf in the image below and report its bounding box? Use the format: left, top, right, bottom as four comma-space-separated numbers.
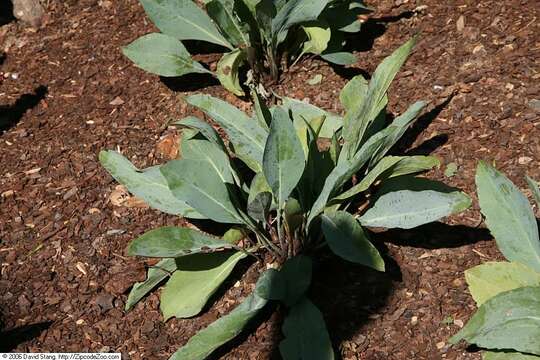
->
185, 94, 268, 172
476, 161, 540, 272
125, 258, 177, 311
140, 0, 233, 48
450, 286, 540, 356
484, 351, 540, 360
161, 159, 245, 224
320, 51, 356, 65
280, 297, 334, 360
161, 251, 246, 319
251, 90, 271, 130
367, 100, 427, 167
320, 1, 369, 33
216, 49, 246, 96
206, 0, 250, 47
302, 25, 331, 55
271, 0, 330, 44
169, 271, 272, 360
99, 150, 204, 219
247, 191, 272, 222
339, 74, 368, 112
526, 176, 540, 209
123, 33, 210, 77
321, 211, 384, 271
375, 175, 459, 198
465, 261, 540, 306
248, 172, 273, 204
359, 190, 471, 229
128, 226, 233, 257
174, 116, 225, 148
263, 107, 306, 207
222, 227, 247, 244
281, 97, 343, 139
332, 155, 439, 203
256, 256, 313, 306
180, 135, 235, 184
341, 36, 417, 160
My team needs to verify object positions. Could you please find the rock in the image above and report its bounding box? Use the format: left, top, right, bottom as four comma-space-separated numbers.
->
456, 15, 465, 32
12, 0, 45, 28
528, 99, 540, 112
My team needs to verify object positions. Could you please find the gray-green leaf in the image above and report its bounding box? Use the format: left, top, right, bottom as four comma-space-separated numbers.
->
185, 94, 268, 172
161, 251, 246, 319
321, 211, 384, 271
128, 226, 233, 257
161, 159, 245, 224
280, 297, 334, 360
476, 161, 540, 272
359, 190, 471, 229
217, 49, 247, 96
169, 271, 272, 360
206, 0, 249, 47
99, 150, 204, 218
263, 107, 306, 207
126, 258, 177, 311
450, 286, 540, 356
140, 0, 233, 48
465, 261, 540, 306
123, 33, 210, 77
526, 175, 540, 209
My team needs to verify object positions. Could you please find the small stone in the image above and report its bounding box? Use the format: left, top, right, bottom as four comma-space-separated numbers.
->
519, 156, 533, 165
528, 99, 540, 112
436, 341, 446, 350
454, 319, 464, 328
109, 96, 125, 106
76, 319, 85, 325
456, 15, 465, 32
411, 316, 418, 325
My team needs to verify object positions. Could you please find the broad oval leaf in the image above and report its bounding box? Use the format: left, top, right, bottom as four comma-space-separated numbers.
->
321, 211, 384, 271
216, 49, 246, 96
99, 150, 204, 219
320, 51, 357, 65
161, 159, 245, 224
180, 135, 234, 184
263, 107, 306, 207
359, 190, 471, 229
126, 258, 177, 311
247, 191, 272, 222
206, 0, 249, 47
161, 251, 246, 319
476, 161, 540, 272
185, 94, 268, 172
450, 286, 540, 356
302, 24, 331, 55
128, 226, 233, 257
169, 271, 273, 360
280, 297, 334, 360
140, 0, 233, 48
271, 0, 330, 45
465, 261, 540, 306
122, 33, 210, 77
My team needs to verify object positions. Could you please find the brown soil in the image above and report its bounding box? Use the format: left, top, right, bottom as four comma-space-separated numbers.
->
0, 0, 538, 359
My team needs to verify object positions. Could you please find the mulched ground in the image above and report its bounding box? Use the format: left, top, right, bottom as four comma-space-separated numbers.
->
0, 0, 538, 359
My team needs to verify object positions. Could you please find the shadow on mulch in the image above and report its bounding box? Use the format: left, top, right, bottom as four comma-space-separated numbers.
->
332, 10, 416, 80
160, 73, 219, 93
374, 222, 491, 249
0, 321, 53, 352
0, 85, 48, 133
401, 95, 455, 156
0, 1, 15, 26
